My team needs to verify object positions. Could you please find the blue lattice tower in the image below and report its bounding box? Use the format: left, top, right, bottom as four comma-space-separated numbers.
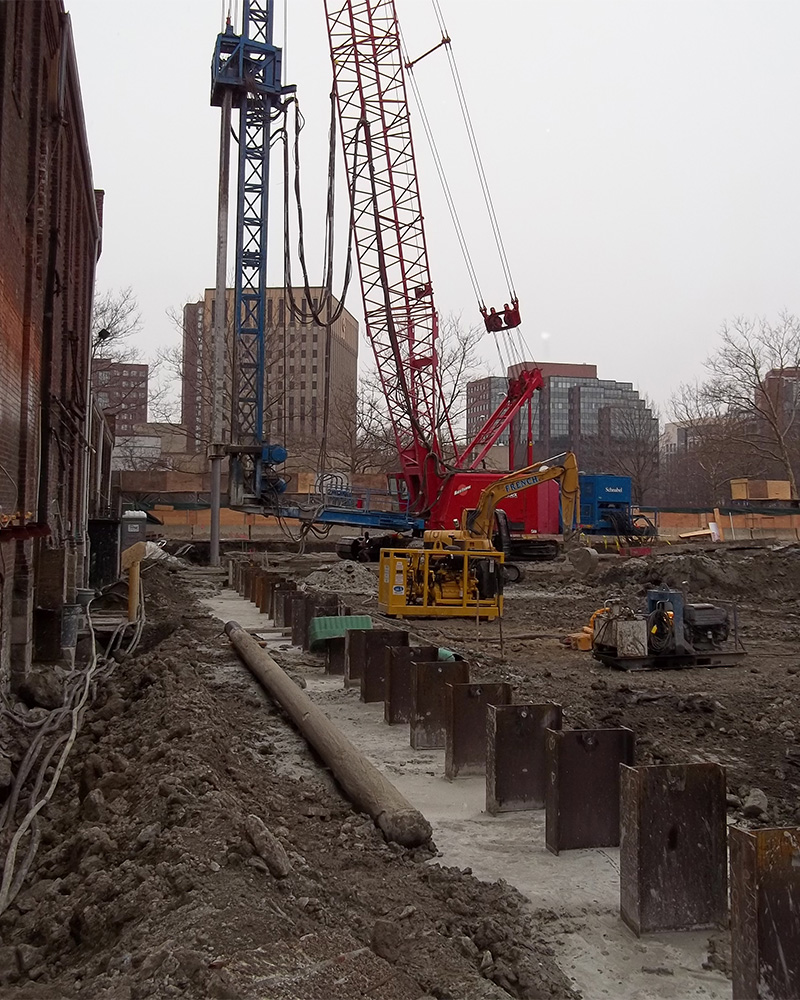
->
211, 1, 294, 506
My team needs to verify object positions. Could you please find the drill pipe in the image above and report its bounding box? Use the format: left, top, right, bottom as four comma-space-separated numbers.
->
224, 621, 432, 848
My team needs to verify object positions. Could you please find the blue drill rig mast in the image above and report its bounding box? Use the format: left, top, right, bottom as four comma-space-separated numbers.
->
210, 2, 294, 509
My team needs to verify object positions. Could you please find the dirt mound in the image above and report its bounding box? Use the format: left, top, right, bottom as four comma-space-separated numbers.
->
597, 544, 800, 600
304, 560, 378, 595
0, 566, 572, 999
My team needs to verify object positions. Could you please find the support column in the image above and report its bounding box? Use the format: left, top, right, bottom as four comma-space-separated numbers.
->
210, 90, 232, 568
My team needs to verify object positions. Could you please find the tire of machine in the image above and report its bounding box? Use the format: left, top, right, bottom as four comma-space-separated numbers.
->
502, 563, 524, 585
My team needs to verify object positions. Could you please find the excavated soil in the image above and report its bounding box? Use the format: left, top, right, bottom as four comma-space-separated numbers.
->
303, 561, 378, 596
4, 541, 799, 998
0, 565, 574, 1000
343, 543, 800, 828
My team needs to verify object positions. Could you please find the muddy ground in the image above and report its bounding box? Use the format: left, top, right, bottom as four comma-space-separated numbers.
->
1, 541, 798, 999
0, 564, 574, 1000
340, 542, 800, 828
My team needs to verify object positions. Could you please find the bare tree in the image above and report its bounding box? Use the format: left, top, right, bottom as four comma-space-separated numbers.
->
599, 396, 660, 505
345, 314, 485, 470
665, 382, 763, 506
322, 380, 399, 476
91, 286, 143, 363
90, 287, 169, 441
703, 313, 800, 498
434, 315, 484, 443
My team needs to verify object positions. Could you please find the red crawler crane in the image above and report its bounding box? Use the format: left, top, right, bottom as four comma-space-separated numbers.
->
325, 0, 560, 555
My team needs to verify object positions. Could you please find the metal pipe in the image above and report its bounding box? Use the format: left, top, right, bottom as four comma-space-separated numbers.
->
211, 90, 232, 568
225, 620, 432, 847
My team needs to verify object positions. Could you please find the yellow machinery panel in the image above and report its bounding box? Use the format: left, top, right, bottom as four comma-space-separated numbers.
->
378, 547, 503, 619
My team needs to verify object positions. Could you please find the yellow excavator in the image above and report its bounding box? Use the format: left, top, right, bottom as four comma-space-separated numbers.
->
377, 453, 580, 619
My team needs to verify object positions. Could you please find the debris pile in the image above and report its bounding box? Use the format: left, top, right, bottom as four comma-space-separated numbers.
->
304, 560, 378, 595
598, 544, 800, 599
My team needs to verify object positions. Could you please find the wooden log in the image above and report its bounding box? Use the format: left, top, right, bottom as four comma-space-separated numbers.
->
225, 620, 431, 848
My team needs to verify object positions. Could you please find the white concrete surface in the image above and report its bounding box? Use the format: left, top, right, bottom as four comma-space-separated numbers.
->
204, 588, 731, 1000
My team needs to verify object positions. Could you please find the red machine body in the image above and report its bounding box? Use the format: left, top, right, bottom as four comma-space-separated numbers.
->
429, 473, 561, 536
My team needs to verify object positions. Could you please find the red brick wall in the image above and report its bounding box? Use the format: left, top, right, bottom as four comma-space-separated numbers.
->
0, 2, 100, 683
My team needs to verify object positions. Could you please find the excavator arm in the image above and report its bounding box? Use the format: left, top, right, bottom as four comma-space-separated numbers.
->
464, 452, 580, 541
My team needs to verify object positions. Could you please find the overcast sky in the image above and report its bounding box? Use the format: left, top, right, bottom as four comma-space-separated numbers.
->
66, 0, 800, 416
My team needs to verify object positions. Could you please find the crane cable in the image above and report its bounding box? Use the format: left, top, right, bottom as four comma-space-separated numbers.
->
401, 13, 528, 376
400, 32, 483, 311
399, 28, 512, 378
280, 95, 358, 483
428, 0, 532, 375
431, 0, 516, 302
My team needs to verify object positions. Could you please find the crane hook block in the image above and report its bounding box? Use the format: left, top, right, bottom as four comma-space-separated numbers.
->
503, 298, 521, 329
481, 298, 521, 333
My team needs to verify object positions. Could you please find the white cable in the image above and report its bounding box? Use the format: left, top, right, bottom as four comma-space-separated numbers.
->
0, 587, 145, 915
0, 648, 98, 914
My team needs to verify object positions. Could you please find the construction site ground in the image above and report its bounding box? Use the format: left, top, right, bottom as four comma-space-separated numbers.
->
1, 541, 799, 999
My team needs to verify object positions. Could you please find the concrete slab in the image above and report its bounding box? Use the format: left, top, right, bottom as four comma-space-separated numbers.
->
205, 589, 730, 1000
204, 588, 270, 631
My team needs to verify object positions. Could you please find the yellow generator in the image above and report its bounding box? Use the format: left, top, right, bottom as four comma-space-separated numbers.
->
377, 453, 580, 620
378, 546, 504, 619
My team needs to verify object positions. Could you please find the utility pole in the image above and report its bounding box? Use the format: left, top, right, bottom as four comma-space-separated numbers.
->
210, 89, 232, 567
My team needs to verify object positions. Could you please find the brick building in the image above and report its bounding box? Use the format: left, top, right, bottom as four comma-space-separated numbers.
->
0, 2, 103, 684
91, 360, 148, 437
181, 287, 358, 465
465, 376, 510, 446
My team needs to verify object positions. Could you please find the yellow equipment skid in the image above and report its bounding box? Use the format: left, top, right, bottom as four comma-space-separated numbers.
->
378, 547, 504, 620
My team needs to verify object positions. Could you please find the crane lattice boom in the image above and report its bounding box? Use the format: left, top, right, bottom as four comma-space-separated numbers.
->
325, 0, 457, 509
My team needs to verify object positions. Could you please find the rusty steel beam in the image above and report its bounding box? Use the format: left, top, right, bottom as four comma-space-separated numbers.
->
291, 593, 311, 646
620, 763, 727, 935
360, 629, 410, 703
410, 661, 470, 749
344, 628, 370, 688
258, 572, 282, 615
325, 636, 346, 675
272, 581, 297, 627
730, 825, 800, 1000
545, 727, 634, 854
486, 703, 562, 814
445, 683, 512, 779
285, 592, 306, 631
384, 646, 440, 724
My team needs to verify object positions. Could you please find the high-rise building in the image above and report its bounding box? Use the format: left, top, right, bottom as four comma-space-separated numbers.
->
181, 288, 358, 460
91, 361, 149, 438
503, 362, 658, 474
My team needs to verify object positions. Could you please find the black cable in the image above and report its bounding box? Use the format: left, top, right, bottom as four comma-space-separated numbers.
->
647, 607, 673, 654
282, 98, 355, 328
